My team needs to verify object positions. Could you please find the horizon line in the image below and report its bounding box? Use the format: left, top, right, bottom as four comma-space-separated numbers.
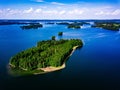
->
0, 19, 120, 20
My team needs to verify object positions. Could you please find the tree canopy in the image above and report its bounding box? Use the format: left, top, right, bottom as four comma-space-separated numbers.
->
10, 39, 83, 72
58, 32, 63, 36
92, 22, 120, 31
20, 23, 43, 30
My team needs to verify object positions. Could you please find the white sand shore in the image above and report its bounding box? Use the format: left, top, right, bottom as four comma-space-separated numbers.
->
40, 63, 65, 72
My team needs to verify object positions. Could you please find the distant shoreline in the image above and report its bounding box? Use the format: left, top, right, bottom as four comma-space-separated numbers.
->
0, 19, 120, 20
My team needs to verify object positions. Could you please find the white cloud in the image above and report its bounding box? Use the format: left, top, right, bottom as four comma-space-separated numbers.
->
95, 9, 120, 16
23, 7, 33, 13
0, 4, 120, 19
68, 9, 84, 15
9, 10, 21, 15
43, 10, 58, 14
34, 8, 42, 13
32, 0, 44, 2
6, 8, 11, 11
51, 2, 66, 5
59, 10, 66, 15
95, 11, 104, 15
0, 10, 2, 14
112, 9, 120, 15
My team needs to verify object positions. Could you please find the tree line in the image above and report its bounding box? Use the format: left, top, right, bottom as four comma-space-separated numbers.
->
10, 39, 83, 71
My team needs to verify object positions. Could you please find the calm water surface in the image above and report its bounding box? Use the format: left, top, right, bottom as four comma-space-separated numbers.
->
0, 21, 120, 89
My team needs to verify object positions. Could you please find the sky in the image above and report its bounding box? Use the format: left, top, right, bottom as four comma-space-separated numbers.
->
0, 0, 120, 19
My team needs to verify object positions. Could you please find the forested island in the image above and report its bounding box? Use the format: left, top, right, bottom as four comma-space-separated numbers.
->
20, 23, 43, 30
56, 22, 89, 29
92, 22, 120, 31
58, 32, 63, 36
68, 24, 81, 29
67, 22, 89, 29
9, 39, 83, 75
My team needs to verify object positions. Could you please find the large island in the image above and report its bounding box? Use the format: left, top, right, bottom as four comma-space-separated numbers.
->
9, 39, 83, 75
92, 22, 120, 31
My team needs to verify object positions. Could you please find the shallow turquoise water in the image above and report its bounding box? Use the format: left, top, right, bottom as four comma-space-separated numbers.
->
0, 20, 120, 89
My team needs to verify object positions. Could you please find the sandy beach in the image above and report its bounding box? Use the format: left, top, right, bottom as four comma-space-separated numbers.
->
35, 46, 79, 74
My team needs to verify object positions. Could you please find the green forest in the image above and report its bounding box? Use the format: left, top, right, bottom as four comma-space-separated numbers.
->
92, 22, 120, 31
68, 23, 81, 29
20, 23, 43, 29
10, 39, 83, 72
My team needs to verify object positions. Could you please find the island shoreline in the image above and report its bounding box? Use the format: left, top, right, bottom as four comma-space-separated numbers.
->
9, 39, 83, 76
34, 46, 79, 75
9, 46, 79, 75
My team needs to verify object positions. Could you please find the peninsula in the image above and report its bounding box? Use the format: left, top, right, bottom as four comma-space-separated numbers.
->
9, 39, 83, 75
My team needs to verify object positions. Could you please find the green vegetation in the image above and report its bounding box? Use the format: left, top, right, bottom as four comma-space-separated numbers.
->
20, 23, 43, 30
92, 22, 120, 31
51, 36, 56, 40
72, 22, 90, 25
56, 22, 70, 25
58, 32, 63, 36
56, 22, 89, 29
56, 22, 89, 26
9, 39, 83, 74
68, 23, 81, 29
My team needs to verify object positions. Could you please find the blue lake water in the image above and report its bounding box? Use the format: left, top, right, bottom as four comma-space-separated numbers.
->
0, 20, 120, 89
